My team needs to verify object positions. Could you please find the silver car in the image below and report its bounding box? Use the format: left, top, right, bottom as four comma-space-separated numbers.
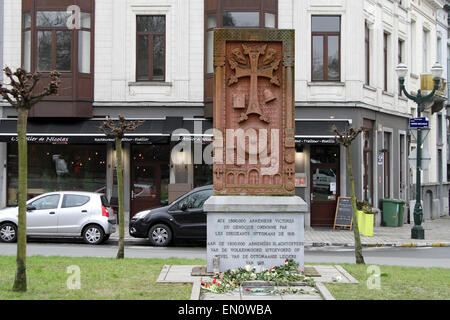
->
0, 192, 116, 245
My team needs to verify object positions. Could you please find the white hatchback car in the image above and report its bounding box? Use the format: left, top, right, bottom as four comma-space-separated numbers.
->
0, 192, 116, 245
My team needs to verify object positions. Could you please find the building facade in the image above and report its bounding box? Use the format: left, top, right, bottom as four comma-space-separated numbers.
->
0, 0, 448, 228
0, 0, 5, 208
408, 0, 449, 221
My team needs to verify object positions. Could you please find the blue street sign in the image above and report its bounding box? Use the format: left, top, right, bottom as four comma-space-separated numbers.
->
409, 117, 429, 129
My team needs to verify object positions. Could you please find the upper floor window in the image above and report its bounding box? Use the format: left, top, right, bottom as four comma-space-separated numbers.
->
398, 38, 404, 95
205, 0, 278, 76
383, 32, 389, 92
36, 11, 73, 71
365, 22, 370, 85
22, 7, 92, 74
437, 36, 442, 65
311, 16, 341, 81
136, 15, 166, 81
423, 29, 429, 73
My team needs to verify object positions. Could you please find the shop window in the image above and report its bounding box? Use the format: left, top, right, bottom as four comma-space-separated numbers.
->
136, 15, 166, 81
7, 144, 106, 206
383, 132, 391, 198
130, 145, 170, 213
194, 164, 213, 188
363, 122, 374, 205
311, 16, 341, 81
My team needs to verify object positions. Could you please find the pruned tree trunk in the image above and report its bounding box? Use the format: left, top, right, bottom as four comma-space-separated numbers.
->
332, 125, 365, 265
115, 138, 125, 259
13, 107, 29, 292
346, 145, 365, 265
99, 116, 143, 260
1, 67, 60, 293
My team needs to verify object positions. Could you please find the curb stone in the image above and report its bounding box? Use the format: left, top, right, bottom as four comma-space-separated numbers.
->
305, 242, 450, 248
314, 282, 335, 300
190, 279, 202, 301
113, 238, 450, 248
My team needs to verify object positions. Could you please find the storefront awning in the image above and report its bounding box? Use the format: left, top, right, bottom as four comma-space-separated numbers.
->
295, 119, 351, 144
0, 118, 213, 144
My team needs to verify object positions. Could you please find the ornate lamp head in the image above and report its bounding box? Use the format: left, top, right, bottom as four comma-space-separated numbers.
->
395, 63, 408, 80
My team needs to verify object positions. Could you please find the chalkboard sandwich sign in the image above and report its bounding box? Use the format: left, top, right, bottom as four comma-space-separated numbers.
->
333, 197, 354, 230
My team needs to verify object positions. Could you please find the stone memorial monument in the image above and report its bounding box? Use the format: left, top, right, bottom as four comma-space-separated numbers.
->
205, 29, 309, 272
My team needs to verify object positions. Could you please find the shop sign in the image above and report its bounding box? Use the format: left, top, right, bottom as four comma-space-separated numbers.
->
295, 137, 335, 145
3, 135, 164, 144
295, 173, 307, 188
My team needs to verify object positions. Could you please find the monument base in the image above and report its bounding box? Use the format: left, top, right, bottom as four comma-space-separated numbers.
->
204, 196, 309, 273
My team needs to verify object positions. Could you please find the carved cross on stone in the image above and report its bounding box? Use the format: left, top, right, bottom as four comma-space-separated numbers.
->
285, 168, 295, 179
214, 167, 224, 180
228, 44, 281, 124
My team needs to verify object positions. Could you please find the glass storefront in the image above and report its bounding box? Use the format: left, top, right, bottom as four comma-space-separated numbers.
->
194, 164, 213, 188
7, 144, 106, 206
193, 141, 213, 188
130, 144, 170, 215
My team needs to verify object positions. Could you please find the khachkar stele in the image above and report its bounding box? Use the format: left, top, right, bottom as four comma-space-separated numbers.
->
212, 29, 295, 195
205, 29, 308, 273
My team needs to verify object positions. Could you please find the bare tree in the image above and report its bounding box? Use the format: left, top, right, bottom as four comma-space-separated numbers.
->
99, 115, 143, 259
332, 125, 366, 265
0, 67, 60, 292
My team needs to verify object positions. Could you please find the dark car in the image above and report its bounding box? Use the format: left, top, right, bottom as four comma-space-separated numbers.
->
129, 185, 213, 246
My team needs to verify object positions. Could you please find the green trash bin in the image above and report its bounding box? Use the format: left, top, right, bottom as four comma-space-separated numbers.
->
397, 200, 406, 227
381, 199, 402, 227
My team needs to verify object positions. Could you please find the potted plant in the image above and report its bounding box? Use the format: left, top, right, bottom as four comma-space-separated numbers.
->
356, 201, 375, 236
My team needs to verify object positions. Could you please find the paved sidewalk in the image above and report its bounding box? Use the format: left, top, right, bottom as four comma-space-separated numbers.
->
111, 215, 450, 248
305, 216, 450, 247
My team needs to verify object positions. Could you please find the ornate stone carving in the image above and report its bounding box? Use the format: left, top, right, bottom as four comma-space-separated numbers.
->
213, 29, 295, 196
228, 44, 281, 124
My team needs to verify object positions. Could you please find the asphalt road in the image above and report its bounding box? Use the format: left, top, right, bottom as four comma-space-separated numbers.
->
0, 239, 449, 268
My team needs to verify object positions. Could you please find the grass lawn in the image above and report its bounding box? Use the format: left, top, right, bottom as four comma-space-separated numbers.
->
0, 255, 205, 300
1, 256, 449, 300
323, 263, 450, 300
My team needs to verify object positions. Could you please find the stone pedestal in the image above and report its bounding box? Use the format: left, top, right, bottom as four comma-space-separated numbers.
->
204, 196, 309, 272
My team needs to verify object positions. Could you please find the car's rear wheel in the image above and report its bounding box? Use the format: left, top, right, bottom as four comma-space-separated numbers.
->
82, 225, 105, 245
148, 224, 172, 247
0, 223, 17, 243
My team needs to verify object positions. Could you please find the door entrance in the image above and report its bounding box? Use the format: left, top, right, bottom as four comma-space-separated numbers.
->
310, 145, 340, 227
130, 145, 170, 218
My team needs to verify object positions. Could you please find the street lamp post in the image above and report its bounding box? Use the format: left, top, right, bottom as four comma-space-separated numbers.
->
396, 62, 443, 239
